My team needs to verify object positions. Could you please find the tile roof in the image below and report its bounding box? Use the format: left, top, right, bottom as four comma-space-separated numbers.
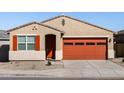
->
118, 30, 124, 34
0, 30, 9, 39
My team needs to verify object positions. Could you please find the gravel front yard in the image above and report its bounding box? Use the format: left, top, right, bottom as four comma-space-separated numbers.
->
0, 61, 64, 70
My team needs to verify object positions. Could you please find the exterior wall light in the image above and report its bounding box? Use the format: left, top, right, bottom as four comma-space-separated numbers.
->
109, 38, 111, 43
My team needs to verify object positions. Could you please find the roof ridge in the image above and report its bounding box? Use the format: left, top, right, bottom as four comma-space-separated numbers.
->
41, 15, 64, 23
40, 23, 65, 33
7, 21, 64, 33
41, 15, 114, 33
6, 21, 37, 32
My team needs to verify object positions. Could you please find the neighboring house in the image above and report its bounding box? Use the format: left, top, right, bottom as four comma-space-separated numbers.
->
114, 30, 124, 57
0, 30, 9, 62
7, 15, 114, 61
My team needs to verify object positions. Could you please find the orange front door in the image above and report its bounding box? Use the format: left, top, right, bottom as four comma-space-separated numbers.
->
45, 35, 56, 59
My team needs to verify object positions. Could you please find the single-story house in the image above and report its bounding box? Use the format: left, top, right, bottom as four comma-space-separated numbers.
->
114, 30, 124, 57
7, 15, 114, 61
0, 30, 9, 61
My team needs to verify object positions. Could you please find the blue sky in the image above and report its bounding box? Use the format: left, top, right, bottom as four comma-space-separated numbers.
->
0, 12, 124, 32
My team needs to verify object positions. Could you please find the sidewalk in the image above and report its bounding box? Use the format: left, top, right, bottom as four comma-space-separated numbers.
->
0, 60, 124, 79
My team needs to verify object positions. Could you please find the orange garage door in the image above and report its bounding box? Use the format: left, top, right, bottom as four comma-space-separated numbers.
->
63, 38, 107, 60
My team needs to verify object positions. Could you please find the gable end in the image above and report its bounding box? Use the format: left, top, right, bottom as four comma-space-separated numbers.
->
7, 21, 65, 34
41, 15, 114, 34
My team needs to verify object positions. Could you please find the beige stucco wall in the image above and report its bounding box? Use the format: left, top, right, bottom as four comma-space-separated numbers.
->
9, 23, 62, 51
0, 41, 9, 47
9, 23, 62, 60
42, 16, 114, 58
42, 16, 114, 50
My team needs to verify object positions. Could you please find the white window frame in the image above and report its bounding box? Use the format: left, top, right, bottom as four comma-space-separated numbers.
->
17, 35, 37, 51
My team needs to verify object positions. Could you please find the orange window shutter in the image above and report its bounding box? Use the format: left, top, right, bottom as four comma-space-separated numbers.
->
13, 35, 17, 51
35, 35, 40, 51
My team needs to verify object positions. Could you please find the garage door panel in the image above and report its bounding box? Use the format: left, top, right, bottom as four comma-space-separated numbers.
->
63, 38, 107, 60
64, 38, 106, 42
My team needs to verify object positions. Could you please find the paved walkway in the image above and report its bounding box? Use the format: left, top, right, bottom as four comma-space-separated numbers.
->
0, 60, 124, 79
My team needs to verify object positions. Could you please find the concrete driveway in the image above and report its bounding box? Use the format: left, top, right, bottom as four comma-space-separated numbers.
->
0, 60, 124, 79
35, 60, 124, 79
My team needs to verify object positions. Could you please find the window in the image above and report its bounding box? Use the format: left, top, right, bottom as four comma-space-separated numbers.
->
18, 36, 36, 50
27, 36, 35, 42
27, 36, 36, 50
75, 42, 84, 45
64, 42, 73, 45
86, 42, 95, 45
18, 36, 26, 50
97, 42, 106, 45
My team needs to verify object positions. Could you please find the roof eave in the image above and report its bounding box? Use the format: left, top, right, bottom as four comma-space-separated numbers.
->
6, 21, 65, 34
41, 15, 114, 34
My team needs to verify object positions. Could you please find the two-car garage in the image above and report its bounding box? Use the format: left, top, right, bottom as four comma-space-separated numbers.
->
63, 38, 107, 60
42, 15, 114, 60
